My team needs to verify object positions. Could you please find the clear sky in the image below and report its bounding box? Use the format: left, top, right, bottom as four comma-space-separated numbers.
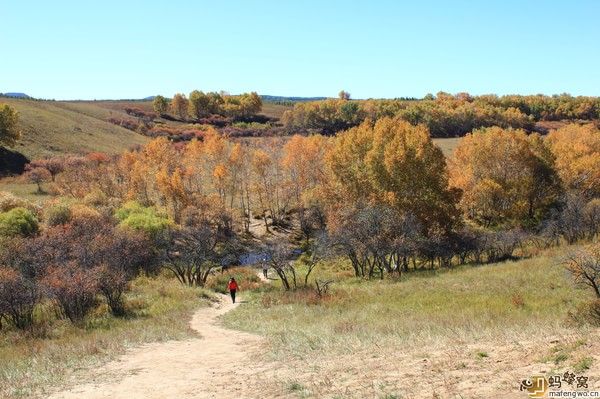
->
1, 0, 599, 100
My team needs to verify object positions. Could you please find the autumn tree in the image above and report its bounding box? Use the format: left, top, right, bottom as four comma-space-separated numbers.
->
162, 206, 233, 287
188, 90, 223, 119
25, 167, 51, 193
281, 135, 330, 241
29, 157, 66, 182
546, 124, 600, 197
251, 144, 291, 232
153, 95, 169, 115
338, 90, 351, 100
449, 127, 561, 227
325, 117, 460, 235
0, 104, 20, 147
171, 93, 188, 120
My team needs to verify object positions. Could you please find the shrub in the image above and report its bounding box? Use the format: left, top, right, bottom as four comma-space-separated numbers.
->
569, 299, 600, 327
0, 267, 39, 329
0, 207, 39, 237
95, 264, 129, 317
42, 264, 99, 323
0, 191, 38, 213
116, 201, 171, 237
44, 203, 72, 226
83, 189, 109, 207
565, 244, 600, 298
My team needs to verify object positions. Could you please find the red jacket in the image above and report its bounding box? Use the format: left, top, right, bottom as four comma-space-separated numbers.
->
228, 281, 238, 291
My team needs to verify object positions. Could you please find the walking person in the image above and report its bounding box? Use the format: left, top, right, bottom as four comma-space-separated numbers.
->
228, 277, 239, 304
262, 262, 269, 279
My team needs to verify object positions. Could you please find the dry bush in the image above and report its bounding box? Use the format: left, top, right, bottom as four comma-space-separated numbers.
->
565, 244, 600, 298
0, 191, 38, 213
95, 264, 129, 316
44, 203, 72, 226
0, 267, 39, 329
41, 264, 99, 323
569, 299, 600, 326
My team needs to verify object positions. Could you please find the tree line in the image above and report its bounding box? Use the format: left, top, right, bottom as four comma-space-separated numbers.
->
1, 113, 599, 329
282, 92, 600, 137
153, 91, 262, 122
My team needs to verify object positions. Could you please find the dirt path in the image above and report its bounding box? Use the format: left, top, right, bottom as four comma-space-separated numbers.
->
48, 295, 270, 399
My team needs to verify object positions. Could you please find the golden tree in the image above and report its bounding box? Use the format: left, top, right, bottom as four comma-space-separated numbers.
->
325, 117, 460, 234
546, 124, 600, 197
449, 127, 561, 227
171, 93, 188, 120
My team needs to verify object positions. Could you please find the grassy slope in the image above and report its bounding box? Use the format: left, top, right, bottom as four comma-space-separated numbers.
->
224, 248, 589, 355
222, 249, 598, 397
1, 98, 148, 160
0, 275, 214, 399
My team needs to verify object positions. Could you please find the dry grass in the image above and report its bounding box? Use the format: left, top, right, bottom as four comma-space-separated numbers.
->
0, 274, 215, 399
260, 102, 292, 120
0, 178, 53, 202
225, 251, 589, 355
433, 137, 462, 157
1, 98, 148, 160
221, 247, 600, 398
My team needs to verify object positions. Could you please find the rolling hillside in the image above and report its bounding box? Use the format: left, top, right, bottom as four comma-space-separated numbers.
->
0, 98, 148, 160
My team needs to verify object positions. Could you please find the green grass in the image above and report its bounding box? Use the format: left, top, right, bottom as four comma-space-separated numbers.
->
0, 274, 215, 399
223, 250, 588, 357
573, 356, 594, 372
1, 98, 148, 159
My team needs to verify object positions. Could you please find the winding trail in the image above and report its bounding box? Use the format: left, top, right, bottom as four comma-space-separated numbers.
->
49, 295, 268, 399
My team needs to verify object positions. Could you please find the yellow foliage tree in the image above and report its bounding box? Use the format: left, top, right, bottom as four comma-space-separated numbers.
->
449, 127, 561, 227
546, 124, 600, 197
325, 117, 460, 234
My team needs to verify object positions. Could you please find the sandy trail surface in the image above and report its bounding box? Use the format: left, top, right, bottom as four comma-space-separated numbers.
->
48, 295, 270, 399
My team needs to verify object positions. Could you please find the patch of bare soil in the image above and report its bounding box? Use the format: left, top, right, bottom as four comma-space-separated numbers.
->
48, 295, 271, 399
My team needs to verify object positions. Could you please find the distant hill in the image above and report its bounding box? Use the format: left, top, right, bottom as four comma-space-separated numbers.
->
1, 92, 31, 99
261, 95, 327, 103
0, 98, 148, 160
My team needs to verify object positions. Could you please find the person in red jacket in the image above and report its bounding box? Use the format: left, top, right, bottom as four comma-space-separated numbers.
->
228, 277, 239, 303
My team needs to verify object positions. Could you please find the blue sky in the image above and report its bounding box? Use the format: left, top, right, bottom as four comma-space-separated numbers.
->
1, 0, 599, 100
